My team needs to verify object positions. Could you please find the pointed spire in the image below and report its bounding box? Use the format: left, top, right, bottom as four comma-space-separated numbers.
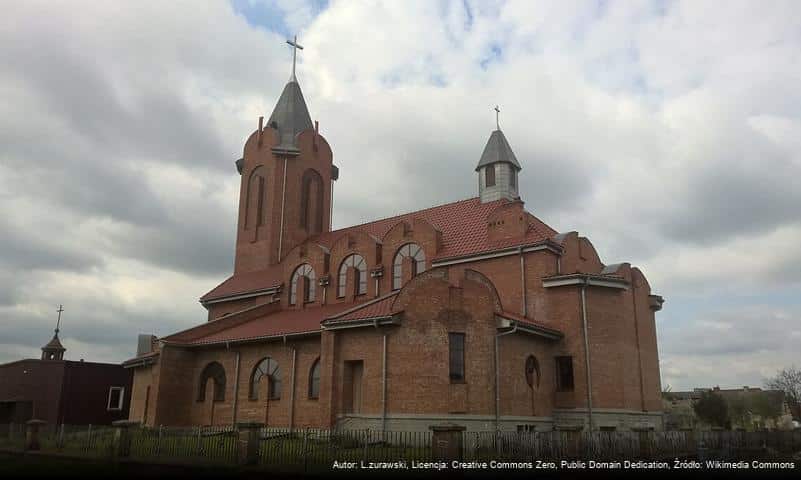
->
268, 35, 314, 155
42, 305, 66, 361
475, 129, 521, 171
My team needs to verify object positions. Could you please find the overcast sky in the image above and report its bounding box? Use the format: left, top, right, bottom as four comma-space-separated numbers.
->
1, 0, 799, 391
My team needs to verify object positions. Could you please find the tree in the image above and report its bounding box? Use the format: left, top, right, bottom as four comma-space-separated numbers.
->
693, 391, 728, 428
765, 366, 801, 409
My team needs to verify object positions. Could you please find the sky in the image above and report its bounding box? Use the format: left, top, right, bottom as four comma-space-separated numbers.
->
0, 0, 799, 391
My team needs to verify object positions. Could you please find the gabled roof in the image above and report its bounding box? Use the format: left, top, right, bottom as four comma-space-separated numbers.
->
165, 303, 355, 346
475, 129, 521, 171
200, 197, 559, 303
268, 80, 313, 153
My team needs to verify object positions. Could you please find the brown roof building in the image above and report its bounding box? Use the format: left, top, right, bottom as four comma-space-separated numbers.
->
124, 44, 665, 432
0, 325, 133, 427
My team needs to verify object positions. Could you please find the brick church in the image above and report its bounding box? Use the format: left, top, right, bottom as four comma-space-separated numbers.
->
124, 40, 665, 432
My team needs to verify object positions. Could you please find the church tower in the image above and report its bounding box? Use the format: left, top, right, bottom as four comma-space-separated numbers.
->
476, 107, 521, 203
41, 305, 66, 361
234, 37, 338, 273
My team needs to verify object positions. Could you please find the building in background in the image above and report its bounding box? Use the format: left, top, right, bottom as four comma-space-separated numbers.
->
663, 386, 794, 431
0, 320, 133, 428
124, 38, 665, 433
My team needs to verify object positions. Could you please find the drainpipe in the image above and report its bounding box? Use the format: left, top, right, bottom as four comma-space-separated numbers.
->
382, 333, 388, 437
580, 283, 594, 432
519, 247, 527, 317
228, 341, 241, 426
278, 156, 288, 260
495, 323, 518, 431
289, 346, 297, 432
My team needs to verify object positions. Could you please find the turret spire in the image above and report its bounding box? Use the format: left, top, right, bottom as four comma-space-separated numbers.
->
268, 34, 314, 155
476, 106, 522, 203
286, 35, 304, 82
42, 305, 66, 361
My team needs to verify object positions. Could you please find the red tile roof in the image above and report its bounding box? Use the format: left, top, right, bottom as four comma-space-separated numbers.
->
325, 292, 400, 323
201, 197, 558, 302
169, 303, 355, 346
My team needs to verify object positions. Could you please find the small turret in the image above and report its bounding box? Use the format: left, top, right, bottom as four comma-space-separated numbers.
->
476, 106, 521, 203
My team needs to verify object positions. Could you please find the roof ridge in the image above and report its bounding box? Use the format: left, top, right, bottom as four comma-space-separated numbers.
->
326, 196, 483, 235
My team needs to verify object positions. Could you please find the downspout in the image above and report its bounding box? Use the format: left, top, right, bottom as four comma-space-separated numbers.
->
519, 247, 527, 317
382, 333, 388, 437
580, 283, 594, 432
495, 323, 518, 431
329, 179, 334, 232
289, 346, 297, 432
278, 156, 288, 260
229, 341, 241, 426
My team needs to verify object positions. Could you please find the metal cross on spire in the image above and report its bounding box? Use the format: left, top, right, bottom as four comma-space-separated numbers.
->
55, 304, 64, 335
286, 35, 304, 81
494, 105, 501, 130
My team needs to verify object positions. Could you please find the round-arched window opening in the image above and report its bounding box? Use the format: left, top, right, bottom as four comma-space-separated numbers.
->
525, 355, 540, 389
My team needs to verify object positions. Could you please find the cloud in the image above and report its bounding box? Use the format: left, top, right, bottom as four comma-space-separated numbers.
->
0, 0, 799, 394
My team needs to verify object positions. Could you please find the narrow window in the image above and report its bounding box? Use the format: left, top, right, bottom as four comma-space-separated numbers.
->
525, 355, 540, 389
485, 165, 496, 187
449, 333, 465, 383
555, 356, 574, 392
256, 176, 265, 226
308, 358, 321, 399
509, 168, 516, 188
107, 387, 124, 411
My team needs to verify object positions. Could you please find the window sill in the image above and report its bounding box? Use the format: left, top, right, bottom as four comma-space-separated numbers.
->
449, 380, 466, 385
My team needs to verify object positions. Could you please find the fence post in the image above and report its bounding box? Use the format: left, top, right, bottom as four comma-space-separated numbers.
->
112, 420, 139, 459
236, 421, 263, 466
156, 424, 163, 456
429, 424, 466, 462
302, 428, 309, 473
363, 429, 370, 463
25, 419, 47, 451
57, 423, 65, 450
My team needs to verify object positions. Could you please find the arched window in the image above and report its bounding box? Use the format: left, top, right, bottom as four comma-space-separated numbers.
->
308, 358, 321, 399
250, 357, 281, 401
337, 254, 367, 297
197, 362, 226, 403
392, 243, 426, 290
245, 167, 267, 230
300, 169, 324, 234
525, 355, 540, 389
485, 164, 496, 187
290, 264, 316, 305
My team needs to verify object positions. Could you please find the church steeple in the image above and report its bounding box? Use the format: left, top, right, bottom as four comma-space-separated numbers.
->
476, 106, 521, 203
268, 35, 314, 155
41, 305, 66, 361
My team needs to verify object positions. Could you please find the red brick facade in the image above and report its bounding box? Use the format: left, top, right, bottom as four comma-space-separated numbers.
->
125, 76, 665, 432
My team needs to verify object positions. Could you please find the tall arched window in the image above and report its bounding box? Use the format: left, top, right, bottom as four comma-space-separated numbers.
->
392, 243, 426, 290
250, 357, 281, 401
290, 263, 316, 305
337, 254, 367, 297
245, 166, 267, 230
300, 169, 324, 234
197, 362, 226, 403
525, 355, 540, 389
308, 358, 321, 399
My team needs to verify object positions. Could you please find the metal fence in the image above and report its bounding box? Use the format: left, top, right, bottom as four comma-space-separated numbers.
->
129, 425, 238, 464
2, 423, 800, 471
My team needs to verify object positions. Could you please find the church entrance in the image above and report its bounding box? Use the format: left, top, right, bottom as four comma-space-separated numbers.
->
343, 361, 363, 414
0, 400, 33, 424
